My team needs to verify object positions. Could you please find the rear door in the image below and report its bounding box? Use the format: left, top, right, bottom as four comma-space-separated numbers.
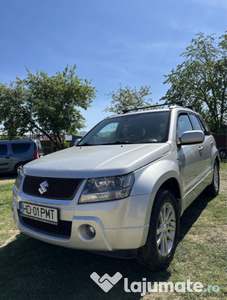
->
0, 143, 10, 172
189, 113, 212, 179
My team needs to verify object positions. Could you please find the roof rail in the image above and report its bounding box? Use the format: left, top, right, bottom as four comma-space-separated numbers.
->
122, 101, 185, 114
185, 105, 194, 110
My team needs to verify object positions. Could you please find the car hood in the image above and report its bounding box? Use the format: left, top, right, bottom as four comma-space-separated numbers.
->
24, 143, 171, 178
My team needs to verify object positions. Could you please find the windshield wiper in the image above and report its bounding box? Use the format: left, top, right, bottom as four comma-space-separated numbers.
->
77, 143, 92, 146
102, 141, 134, 145
78, 141, 135, 146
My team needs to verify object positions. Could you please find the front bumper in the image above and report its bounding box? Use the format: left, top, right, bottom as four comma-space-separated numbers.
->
12, 187, 153, 251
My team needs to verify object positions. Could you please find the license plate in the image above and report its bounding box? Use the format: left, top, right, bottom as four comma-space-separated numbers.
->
20, 203, 58, 225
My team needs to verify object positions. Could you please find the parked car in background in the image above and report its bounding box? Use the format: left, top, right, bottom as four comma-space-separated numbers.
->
0, 139, 40, 174
12, 104, 220, 270
213, 134, 227, 158
218, 148, 227, 158
33, 139, 44, 157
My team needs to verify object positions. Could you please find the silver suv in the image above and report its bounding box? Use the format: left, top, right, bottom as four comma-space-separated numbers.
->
12, 105, 220, 270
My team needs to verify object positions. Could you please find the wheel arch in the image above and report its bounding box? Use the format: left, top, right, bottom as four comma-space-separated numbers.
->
158, 178, 182, 217
133, 160, 183, 223
215, 155, 220, 168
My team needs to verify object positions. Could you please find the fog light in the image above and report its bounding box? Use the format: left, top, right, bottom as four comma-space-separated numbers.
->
86, 225, 96, 238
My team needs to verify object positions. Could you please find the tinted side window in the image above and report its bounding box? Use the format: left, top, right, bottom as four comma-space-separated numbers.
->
0, 144, 7, 155
11, 143, 31, 154
178, 114, 193, 138
198, 116, 211, 135
190, 114, 203, 131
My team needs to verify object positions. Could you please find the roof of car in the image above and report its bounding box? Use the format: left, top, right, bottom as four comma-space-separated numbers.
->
0, 139, 35, 143
106, 105, 196, 120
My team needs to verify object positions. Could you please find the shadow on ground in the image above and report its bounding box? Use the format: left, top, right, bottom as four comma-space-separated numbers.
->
178, 191, 214, 242
0, 234, 171, 300
0, 173, 17, 180
0, 192, 214, 300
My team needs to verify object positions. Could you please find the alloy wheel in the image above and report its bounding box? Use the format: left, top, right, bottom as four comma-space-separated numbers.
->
156, 202, 176, 257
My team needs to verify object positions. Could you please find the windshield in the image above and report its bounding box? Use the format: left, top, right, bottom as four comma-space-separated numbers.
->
78, 111, 170, 146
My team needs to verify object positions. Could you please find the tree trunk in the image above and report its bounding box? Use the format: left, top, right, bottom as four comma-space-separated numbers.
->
29, 119, 60, 150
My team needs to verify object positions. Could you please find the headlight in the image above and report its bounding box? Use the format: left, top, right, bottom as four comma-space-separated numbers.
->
79, 173, 135, 203
14, 172, 24, 192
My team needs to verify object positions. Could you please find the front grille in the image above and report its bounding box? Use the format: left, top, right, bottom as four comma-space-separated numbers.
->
23, 175, 82, 200
19, 212, 72, 237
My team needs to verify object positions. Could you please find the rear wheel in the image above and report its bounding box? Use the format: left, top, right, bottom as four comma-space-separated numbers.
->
136, 189, 179, 270
208, 162, 219, 196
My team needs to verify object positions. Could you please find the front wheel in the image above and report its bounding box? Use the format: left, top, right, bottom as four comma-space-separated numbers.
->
15, 163, 25, 175
136, 189, 179, 270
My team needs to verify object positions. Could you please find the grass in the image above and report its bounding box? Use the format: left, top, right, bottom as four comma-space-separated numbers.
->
0, 163, 226, 300
0, 178, 18, 246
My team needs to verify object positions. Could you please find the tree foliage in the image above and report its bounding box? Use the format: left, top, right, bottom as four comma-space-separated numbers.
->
0, 65, 96, 149
0, 82, 29, 138
105, 84, 153, 114
162, 32, 227, 133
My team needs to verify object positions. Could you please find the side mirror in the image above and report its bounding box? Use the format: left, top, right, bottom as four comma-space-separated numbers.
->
74, 139, 81, 146
180, 130, 204, 145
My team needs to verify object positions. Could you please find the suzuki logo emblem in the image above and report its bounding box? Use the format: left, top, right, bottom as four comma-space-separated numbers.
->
38, 181, 49, 194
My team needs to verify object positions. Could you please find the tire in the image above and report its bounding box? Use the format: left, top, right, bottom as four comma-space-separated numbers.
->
15, 163, 25, 175
136, 189, 179, 270
208, 162, 220, 197
219, 150, 226, 159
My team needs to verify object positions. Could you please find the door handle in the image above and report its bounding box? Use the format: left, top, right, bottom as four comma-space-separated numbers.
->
5, 157, 10, 159
199, 146, 203, 152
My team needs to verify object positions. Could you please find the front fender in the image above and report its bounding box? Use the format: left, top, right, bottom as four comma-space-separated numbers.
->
132, 156, 181, 196
131, 155, 182, 224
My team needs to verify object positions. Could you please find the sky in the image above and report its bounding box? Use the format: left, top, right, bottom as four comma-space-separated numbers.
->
0, 0, 226, 132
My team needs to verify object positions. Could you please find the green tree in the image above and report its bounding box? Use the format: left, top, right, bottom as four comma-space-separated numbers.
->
162, 32, 227, 133
0, 82, 30, 138
105, 84, 153, 114
0, 65, 96, 149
